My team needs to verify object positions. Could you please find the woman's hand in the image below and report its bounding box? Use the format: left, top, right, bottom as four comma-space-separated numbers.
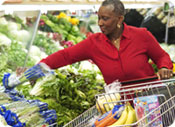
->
16, 67, 28, 76
157, 68, 173, 80
16, 67, 36, 86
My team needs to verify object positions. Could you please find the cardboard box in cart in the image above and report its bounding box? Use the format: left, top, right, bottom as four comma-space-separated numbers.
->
133, 95, 163, 127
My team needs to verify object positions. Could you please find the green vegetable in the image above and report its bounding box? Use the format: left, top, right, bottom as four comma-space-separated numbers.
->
7, 41, 35, 70
41, 15, 68, 40
67, 34, 77, 44
76, 36, 84, 43
70, 25, 80, 36
0, 33, 11, 46
18, 65, 104, 126
47, 13, 59, 23
58, 18, 72, 32
33, 33, 59, 55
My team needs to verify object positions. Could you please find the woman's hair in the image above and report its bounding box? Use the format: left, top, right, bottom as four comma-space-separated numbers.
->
102, 0, 125, 16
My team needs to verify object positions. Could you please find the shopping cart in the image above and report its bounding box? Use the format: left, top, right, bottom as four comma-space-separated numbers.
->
63, 105, 100, 127
63, 77, 175, 127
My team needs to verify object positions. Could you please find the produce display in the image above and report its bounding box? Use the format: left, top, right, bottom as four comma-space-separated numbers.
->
16, 65, 104, 126
0, 5, 175, 127
0, 88, 57, 127
0, 15, 35, 82
0, 12, 105, 126
39, 12, 86, 45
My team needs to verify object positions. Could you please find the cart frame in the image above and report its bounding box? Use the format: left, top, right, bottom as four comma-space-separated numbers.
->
63, 78, 175, 127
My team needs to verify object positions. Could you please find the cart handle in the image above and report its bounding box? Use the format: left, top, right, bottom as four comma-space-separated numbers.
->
121, 73, 175, 85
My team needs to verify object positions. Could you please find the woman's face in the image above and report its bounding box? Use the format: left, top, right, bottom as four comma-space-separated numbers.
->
98, 4, 121, 35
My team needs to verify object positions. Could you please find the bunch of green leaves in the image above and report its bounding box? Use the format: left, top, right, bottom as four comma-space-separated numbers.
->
20, 66, 104, 126
4, 14, 28, 30
0, 46, 8, 70
16, 82, 33, 99
0, 24, 13, 39
33, 34, 59, 55
0, 41, 35, 85
0, 46, 11, 85
40, 15, 69, 40
6, 41, 35, 70
40, 14, 86, 44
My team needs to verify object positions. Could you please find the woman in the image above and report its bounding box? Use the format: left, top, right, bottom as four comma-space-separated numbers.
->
41, 0, 173, 84
3, 0, 173, 89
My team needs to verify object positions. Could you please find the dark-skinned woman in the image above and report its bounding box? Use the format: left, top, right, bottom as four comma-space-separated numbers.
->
41, 0, 173, 84
3, 0, 173, 89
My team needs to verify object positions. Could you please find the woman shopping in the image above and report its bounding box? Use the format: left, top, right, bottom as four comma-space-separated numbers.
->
3, 0, 173, 89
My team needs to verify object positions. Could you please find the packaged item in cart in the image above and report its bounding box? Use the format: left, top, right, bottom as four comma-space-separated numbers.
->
92, 104, 124, 127
96, 80, 121, 114
133, 95, 163, 127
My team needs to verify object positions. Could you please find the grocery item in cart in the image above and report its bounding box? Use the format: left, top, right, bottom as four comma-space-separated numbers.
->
108, 102, 136, 127
133, 95, 163, 127
96, 93, 121, 114
65, 79, 175, 127
125, 103, 137, 125
92, 104, 124, 127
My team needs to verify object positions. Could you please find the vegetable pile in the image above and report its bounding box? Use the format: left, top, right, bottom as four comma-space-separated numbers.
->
0, 88, 57, 127
0, 13, 105, 126
40, 12, 86, 45
17, 64, 105, 126
0, 15, 35, 83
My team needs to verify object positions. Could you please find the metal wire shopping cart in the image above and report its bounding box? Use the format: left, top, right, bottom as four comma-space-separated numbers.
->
63, 77, 175, 127
63, 105, 100, 127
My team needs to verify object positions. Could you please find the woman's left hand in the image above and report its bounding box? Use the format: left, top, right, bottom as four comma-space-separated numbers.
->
157, 68, 173, 80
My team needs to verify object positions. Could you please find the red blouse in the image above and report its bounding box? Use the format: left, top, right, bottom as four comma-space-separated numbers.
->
40, 23, 173, 84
